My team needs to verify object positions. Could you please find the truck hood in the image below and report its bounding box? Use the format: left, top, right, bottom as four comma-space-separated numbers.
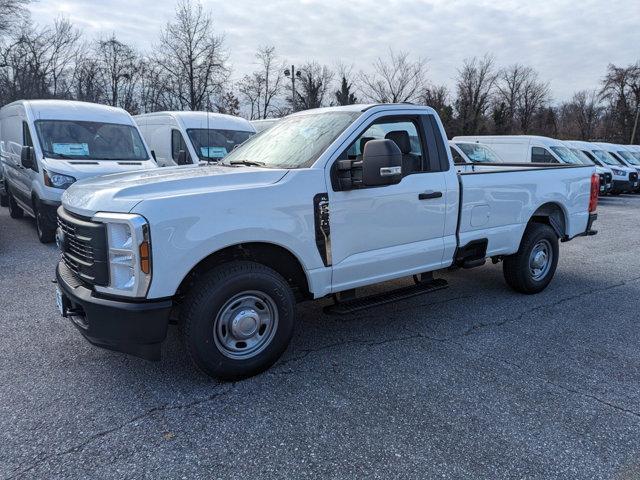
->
62, 164, 289, 217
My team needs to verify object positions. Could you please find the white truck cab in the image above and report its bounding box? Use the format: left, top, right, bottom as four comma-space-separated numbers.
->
1, 100, 157, 242
55, 104, 598, 379
251, 118, 280, 133
610, 144, 640, 192
135, 111, 256, 167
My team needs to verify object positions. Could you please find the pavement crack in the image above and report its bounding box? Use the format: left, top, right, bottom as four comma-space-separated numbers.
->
4, 385, 236, 480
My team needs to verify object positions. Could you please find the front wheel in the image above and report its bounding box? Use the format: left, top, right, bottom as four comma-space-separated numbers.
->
7, 192, 23, 219
503, 223, 559, 294
181, 261, 296, 380
34, 201, 55, 243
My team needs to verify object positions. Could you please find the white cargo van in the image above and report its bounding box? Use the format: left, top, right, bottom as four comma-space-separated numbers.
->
135, 112, 255, 167
452, 135, 584, 166
0, 100, 157, 242
611, 144, 640, 192
562, 141, 613, 195
448, 140, 503, 173
591, 143, 639, 194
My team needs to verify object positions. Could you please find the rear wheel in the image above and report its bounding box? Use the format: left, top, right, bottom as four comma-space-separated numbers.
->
181, 261, 296, 380
503, 223, 559, 294
7, 191, 23, 219
0, 192, 7, 207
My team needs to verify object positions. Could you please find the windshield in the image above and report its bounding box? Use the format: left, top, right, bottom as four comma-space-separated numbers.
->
592, 150, 621, 166
617, 150, 640, 166
223, 112, 361, 169
631, 151, 640, 163
187, 128, 254, 161
456, 143, 501, 163
550, 146, 582, 165
569, 148, 594, 165
34, 120, 148, 160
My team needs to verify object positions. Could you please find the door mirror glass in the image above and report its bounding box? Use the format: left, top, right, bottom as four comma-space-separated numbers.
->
362, 139, 402, 186
20, 145, 36, 170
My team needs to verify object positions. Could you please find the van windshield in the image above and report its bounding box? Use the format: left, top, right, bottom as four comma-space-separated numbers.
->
34, 120, 149, 160
617, 150, 640, 166
187, 129, 254, 160
568, 148, 594, 165
550, 146, 582, 165
222, 111, 361, 169
456, 143, 501, 163
592, 150, 621, 166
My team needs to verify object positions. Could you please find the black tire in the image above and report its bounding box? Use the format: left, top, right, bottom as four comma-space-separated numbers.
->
503, 223, 559, 294
34, 201, 55, 243
181, 261, 296, 380
7, 192, 23, 219
0, 192, 8, 207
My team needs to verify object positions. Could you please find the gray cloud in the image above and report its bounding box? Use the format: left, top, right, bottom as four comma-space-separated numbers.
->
31, 0, 640, 101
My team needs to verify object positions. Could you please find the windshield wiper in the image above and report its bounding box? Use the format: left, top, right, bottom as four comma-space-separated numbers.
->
43, 151, 75, 159
229, 159, 266, 167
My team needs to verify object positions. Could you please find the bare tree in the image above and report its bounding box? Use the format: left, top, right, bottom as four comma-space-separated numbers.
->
516, 70, 550, 133
95, 35, 140, 110
256, 45, 283, 118
73, 54, 105, 103
238, 72, 265, 120
0, 0, 31, 35
495, 64, 529, 133
455, 55, 497, 134
155, 0, 229, 111
359, 50, 427, 103
292, 61, 333, 110
600, 63, 640, 143
334, 63, 357, 106
421, 84, 453, 129
558, 90, 602, 140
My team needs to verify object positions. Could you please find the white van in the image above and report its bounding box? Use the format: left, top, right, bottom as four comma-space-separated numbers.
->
452, 135, 584, 166
135, 112, 256, 167
610, 144, 640, 191
1, 100, 158, 242
562, 141, 613, 195
448, 140, 503, 173
592, 143, 639, 194
565, 140, 637, 195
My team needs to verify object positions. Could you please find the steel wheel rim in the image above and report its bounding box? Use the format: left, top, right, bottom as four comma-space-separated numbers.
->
213, 290, 279, 360
529, 239, 552, 281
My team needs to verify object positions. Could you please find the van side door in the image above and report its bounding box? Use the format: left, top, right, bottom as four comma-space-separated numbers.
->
327, 113, 450, 292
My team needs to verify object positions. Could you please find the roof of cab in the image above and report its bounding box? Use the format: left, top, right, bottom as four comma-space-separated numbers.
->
2, 99, 134, 123
288, 103, 437, 117
135, 111, 255, 132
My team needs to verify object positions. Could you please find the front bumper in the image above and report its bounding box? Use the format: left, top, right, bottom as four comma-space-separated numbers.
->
56, 262, 172, 360
612, 179, 636, 192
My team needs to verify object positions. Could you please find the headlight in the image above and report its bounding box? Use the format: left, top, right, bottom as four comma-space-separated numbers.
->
92, 212, 151, 298
43, 169, 76, 189
611, 169, 625, 176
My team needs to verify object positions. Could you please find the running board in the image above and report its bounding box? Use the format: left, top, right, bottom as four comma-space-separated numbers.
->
324, 278, 448, 315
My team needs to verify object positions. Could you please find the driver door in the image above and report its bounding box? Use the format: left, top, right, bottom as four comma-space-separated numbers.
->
328, 114, 448, 292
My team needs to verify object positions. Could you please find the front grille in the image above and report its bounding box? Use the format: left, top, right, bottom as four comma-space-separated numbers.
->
605, 172, 612, 184
630, 172, 638, 182
57, 207, 109, 286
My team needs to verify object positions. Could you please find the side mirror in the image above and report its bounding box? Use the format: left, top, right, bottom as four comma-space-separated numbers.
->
150, 150, 157, 162
21, 146, 36, 171
362, 139, 402, 186
177, 150, 188, 165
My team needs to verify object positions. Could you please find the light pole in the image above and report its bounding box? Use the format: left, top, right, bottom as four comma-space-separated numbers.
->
284, 65, 302, 112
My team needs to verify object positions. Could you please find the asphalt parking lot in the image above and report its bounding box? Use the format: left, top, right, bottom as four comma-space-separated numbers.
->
1, 196, 640, 480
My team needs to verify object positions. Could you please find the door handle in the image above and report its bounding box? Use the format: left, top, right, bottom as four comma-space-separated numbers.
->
418, 191, 443, 200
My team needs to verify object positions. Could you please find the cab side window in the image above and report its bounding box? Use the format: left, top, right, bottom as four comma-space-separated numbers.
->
450, 147, 466, 164
22, 121, 33, 147
343, 118, 425, 177
531, 147, 557, 163
171, 129, 190, 163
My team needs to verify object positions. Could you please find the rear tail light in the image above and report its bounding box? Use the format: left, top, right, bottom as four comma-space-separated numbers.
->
589, 173, 599, 213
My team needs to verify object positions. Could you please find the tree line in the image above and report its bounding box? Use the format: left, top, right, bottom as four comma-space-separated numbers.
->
1, 0, 639, 143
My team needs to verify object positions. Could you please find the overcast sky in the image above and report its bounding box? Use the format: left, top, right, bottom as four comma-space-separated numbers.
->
30, 0, 640, 102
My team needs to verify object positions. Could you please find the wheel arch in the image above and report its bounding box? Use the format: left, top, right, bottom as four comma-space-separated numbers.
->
177, 242, 312, 302
528, 202, 568, 239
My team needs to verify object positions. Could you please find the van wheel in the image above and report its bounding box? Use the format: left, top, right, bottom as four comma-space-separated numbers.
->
181, 261, 296, 380
0, 192, 7, 207
503, 223, 559, 294
7, 192, 23, 219
34, 201, 55, 243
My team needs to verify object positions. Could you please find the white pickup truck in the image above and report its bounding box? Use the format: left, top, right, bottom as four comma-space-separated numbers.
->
54, 104, 599, 379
